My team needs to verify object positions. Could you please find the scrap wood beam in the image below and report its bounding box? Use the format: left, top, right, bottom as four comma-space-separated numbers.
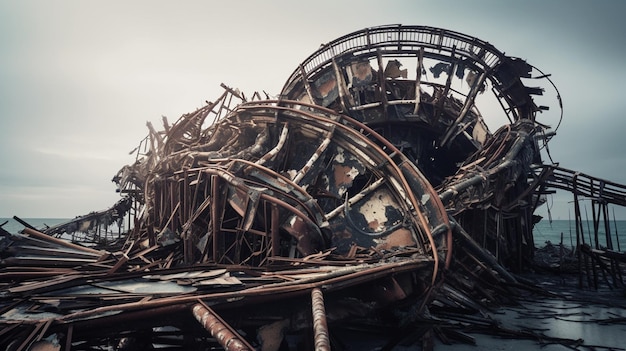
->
21, 227, 107, 257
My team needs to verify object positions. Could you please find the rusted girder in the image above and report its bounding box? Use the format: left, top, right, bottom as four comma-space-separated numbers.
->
311, 288, 331, 351
191, 303, 254, 351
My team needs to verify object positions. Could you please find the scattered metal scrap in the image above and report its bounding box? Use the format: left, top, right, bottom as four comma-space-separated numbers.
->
1, 25, 626, 350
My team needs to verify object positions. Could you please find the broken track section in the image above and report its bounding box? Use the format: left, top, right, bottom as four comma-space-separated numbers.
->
1, 25, 624, 350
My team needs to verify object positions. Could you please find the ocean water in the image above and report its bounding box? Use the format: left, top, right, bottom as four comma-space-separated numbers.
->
533, 219, 626, 250
3, 217, 626, 251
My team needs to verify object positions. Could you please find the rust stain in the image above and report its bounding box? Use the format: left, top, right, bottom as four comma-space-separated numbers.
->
375, 228, 415, 250
350, 61, 373, 82
316, 78, 337, 97
333, 164, 355, 187
368, 219, 380, 230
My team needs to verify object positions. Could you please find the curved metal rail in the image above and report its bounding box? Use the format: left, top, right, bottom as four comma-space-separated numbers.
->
281, 24, 542, 123
541, 165, 626, 206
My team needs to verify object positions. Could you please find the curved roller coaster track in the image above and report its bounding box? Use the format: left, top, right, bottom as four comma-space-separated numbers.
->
1, 25, 624, 351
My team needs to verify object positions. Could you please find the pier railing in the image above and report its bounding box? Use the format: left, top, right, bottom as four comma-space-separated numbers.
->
540, 164, 626, 288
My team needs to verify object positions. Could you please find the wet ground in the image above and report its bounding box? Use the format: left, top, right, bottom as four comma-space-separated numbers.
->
296, 272, 626, 351
433, 273, 626, 350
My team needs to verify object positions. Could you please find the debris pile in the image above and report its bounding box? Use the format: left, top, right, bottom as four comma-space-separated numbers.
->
1, 25, 625, 350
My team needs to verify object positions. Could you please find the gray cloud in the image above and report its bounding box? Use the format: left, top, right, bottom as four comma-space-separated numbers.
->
1, 0, 625, 218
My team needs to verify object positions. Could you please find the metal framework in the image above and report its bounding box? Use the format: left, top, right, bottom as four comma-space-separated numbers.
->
1, 25, 625, 351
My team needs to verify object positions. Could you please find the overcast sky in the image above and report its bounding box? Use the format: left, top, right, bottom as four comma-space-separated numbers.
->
1, 0, 625, 220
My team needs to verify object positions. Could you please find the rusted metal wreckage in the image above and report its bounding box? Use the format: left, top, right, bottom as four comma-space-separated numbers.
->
2, 25, 626, 350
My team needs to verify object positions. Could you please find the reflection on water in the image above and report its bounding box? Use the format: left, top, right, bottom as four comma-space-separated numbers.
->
504, 298, 626, 348
436, 275, 626, 350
